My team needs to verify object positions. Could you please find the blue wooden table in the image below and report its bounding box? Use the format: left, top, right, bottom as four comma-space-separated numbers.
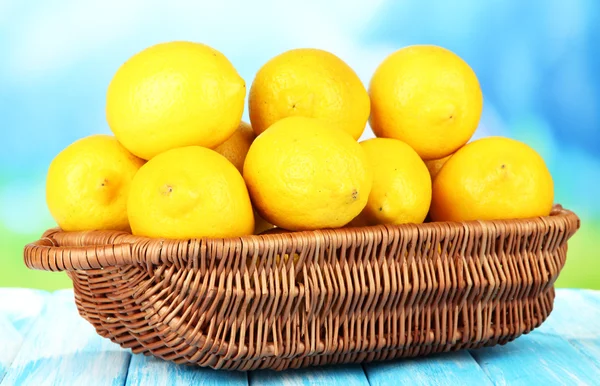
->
1, 288, 600, 385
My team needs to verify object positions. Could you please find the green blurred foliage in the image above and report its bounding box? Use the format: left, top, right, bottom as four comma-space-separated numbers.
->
555, 220, 600, 290
0, 225, 71, 290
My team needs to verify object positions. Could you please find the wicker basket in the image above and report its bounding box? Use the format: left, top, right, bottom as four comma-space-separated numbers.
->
24, 205, 579, 371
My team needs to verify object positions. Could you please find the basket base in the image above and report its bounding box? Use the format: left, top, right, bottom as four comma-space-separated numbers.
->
70, 265, 555, 371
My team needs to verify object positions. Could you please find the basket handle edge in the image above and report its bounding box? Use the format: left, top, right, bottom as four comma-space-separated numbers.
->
24, 238, 133, 272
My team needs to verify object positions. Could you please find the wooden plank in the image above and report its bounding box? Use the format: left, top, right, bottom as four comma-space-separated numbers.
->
470, 331, 600, 385
537, 289, 600, 371
125, 354, 248, 386
0, 316, 23, 383
569, 338, 600, 370
250, 364, 369, 386
0, 289, 48, 334
1, 289, 130, 386
0, 289, 48, 382
539, 289, 600, 339
363, 351, 492, 386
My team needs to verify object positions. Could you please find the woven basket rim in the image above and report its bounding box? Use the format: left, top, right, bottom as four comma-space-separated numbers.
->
24, 204, 579, 273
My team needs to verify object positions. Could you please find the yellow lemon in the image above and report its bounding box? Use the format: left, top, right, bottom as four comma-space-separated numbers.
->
46, 135, 144, 231
430, 137, 554, 222
369, 45, 483, 160
214, 121, 255, 174
212, 121, 275, 233
128, 146, 254, 239
276, 253, 300, 265
352, 138, 431, 226
106, 41, 246, 160
248, 48, 370, 139
243, 116, 372, 231
424, 154, 453, 180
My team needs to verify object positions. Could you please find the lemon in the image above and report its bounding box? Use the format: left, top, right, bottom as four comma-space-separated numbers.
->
106, 41, 246, 160
249, 48, 370, 140
351, 138, 431, 226
430, 137, 554, 222
243, 116, 372, 231
46, 135, 144, 231
127, 146, 254, 239
369, 45, 483, 160
425, 154, 453, 180
212, 121, 275, 233
214, 121, 255, 174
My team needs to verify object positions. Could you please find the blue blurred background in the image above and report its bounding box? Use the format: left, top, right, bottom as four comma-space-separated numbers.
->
1, 0, 598, 289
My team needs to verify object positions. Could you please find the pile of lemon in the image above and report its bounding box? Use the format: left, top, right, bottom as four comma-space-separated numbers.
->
46, 41, 554, 239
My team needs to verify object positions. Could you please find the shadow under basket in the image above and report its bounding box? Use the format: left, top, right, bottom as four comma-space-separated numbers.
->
24, 205, 580, 371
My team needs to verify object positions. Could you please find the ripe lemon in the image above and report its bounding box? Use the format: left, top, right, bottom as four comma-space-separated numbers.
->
352, 138, 431, 226
425, 154, 453, 180
369, 45, 483, 160
248, 48, 370, 140
127, 146, 254, 239
106, 41, 246, 160
214, 121, 255, 174
243, 116, 372, 230
430, 137, 554, 222
46, 135, 144, 231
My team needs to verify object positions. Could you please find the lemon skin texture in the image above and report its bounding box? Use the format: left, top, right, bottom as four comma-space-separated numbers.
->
107, 41, 246, 160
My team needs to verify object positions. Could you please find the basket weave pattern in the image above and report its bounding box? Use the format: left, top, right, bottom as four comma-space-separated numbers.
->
24, 206, 579, 371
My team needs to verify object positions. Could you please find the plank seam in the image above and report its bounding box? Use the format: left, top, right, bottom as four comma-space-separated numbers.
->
360, 363, 373, 386
469, 348, 502, 384
120, 352, 133, 386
